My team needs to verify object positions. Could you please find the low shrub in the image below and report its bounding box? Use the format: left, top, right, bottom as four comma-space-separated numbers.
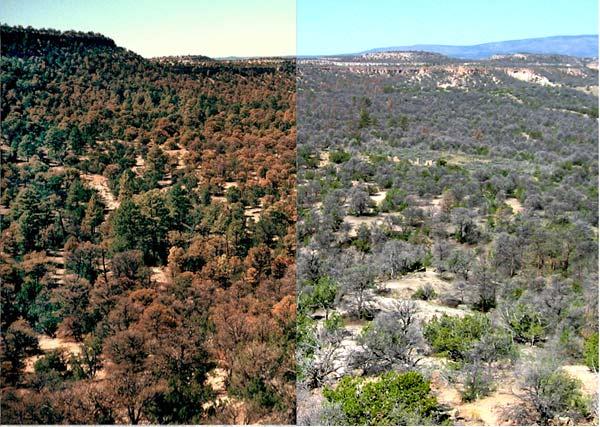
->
584, 332, 598, 372
411, 284, 437, 301
501, 302, 546, 344
423, 314, 490, 361
519, 357, 590, 424
322, 371, 448, 425
459, 361, 495, 402
329, 150, 351, 164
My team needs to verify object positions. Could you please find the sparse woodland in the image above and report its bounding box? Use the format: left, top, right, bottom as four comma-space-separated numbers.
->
0, 24, 598, 427
296, 53, 598, 425
0, 25, 295, 424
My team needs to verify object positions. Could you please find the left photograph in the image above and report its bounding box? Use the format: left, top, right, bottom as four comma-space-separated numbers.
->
0, 1, 296, 424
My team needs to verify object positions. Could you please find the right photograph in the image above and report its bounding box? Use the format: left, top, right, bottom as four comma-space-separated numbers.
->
296, 0, 599, 425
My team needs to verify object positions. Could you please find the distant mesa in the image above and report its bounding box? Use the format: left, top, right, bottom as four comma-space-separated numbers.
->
361, 35, 599, 59
0, 25, 295, 72
153, 54, 214, 63
1, 24, 116, 56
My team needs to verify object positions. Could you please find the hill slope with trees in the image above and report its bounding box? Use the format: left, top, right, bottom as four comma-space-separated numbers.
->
296, 52, 598, 426
0, 24, 295, 424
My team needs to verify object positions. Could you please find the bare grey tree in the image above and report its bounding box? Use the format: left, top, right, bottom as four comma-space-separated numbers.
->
353, 301, 423, 373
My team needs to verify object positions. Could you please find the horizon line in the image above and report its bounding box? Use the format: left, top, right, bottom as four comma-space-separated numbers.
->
300, 33, 599, 58
2, 24, 597, 59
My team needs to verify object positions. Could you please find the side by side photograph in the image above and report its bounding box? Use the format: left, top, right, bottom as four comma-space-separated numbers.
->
0, 0, 598, 425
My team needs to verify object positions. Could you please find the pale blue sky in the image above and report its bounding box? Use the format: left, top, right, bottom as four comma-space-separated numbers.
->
297, 0, 598, 55
2, 1, 597, 57
1, 0, 296, 57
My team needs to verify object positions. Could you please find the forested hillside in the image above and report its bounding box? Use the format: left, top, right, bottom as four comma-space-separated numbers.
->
0, 25, 295, 424
296, 52, 598, 425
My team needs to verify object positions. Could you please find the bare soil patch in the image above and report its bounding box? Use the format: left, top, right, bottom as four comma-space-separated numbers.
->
318, 152, 330, 167
383, 268, 452, 300
244, 206, 262, 221
370, 191, 386, 205
505, 198, 524, 214
81, 173, 119, 211
131, 155, 145, 175
432, 371, 521, 426
24, 335, 82, 374
562, 365, 598, 396
344, 213, 397, 237
150, 266, 169, 285
164, 147, 190, 170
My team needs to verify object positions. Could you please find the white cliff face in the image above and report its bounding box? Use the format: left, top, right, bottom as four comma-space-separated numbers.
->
504, 68, 558, 86
436, 65, 487, 88
362, 51, 421, 60
299, 53, 595, 94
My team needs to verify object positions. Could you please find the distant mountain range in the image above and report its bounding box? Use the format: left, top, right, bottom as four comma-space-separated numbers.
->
362, 35, 598, 59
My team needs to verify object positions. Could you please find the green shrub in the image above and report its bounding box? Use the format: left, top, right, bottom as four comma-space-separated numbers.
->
296, 314, 317, 355
32, 349, 72, 390
34, 349, 69, 376
298, 145, 317, 168
503, 302, 546, 344
380, 188, 408, 212
28, 288, 61, 335
322, 371, 447, 425
526, 129, 543, 140
584, 332, 598, 371
536, 371, 589, 422
299, 276, 338, 318
411, 284, 437, 301
521, 358, 590, 424
329, 150, 351, 164
323, 311, 344, 331
423, 314, 490, 361
225, 185, 241, 203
